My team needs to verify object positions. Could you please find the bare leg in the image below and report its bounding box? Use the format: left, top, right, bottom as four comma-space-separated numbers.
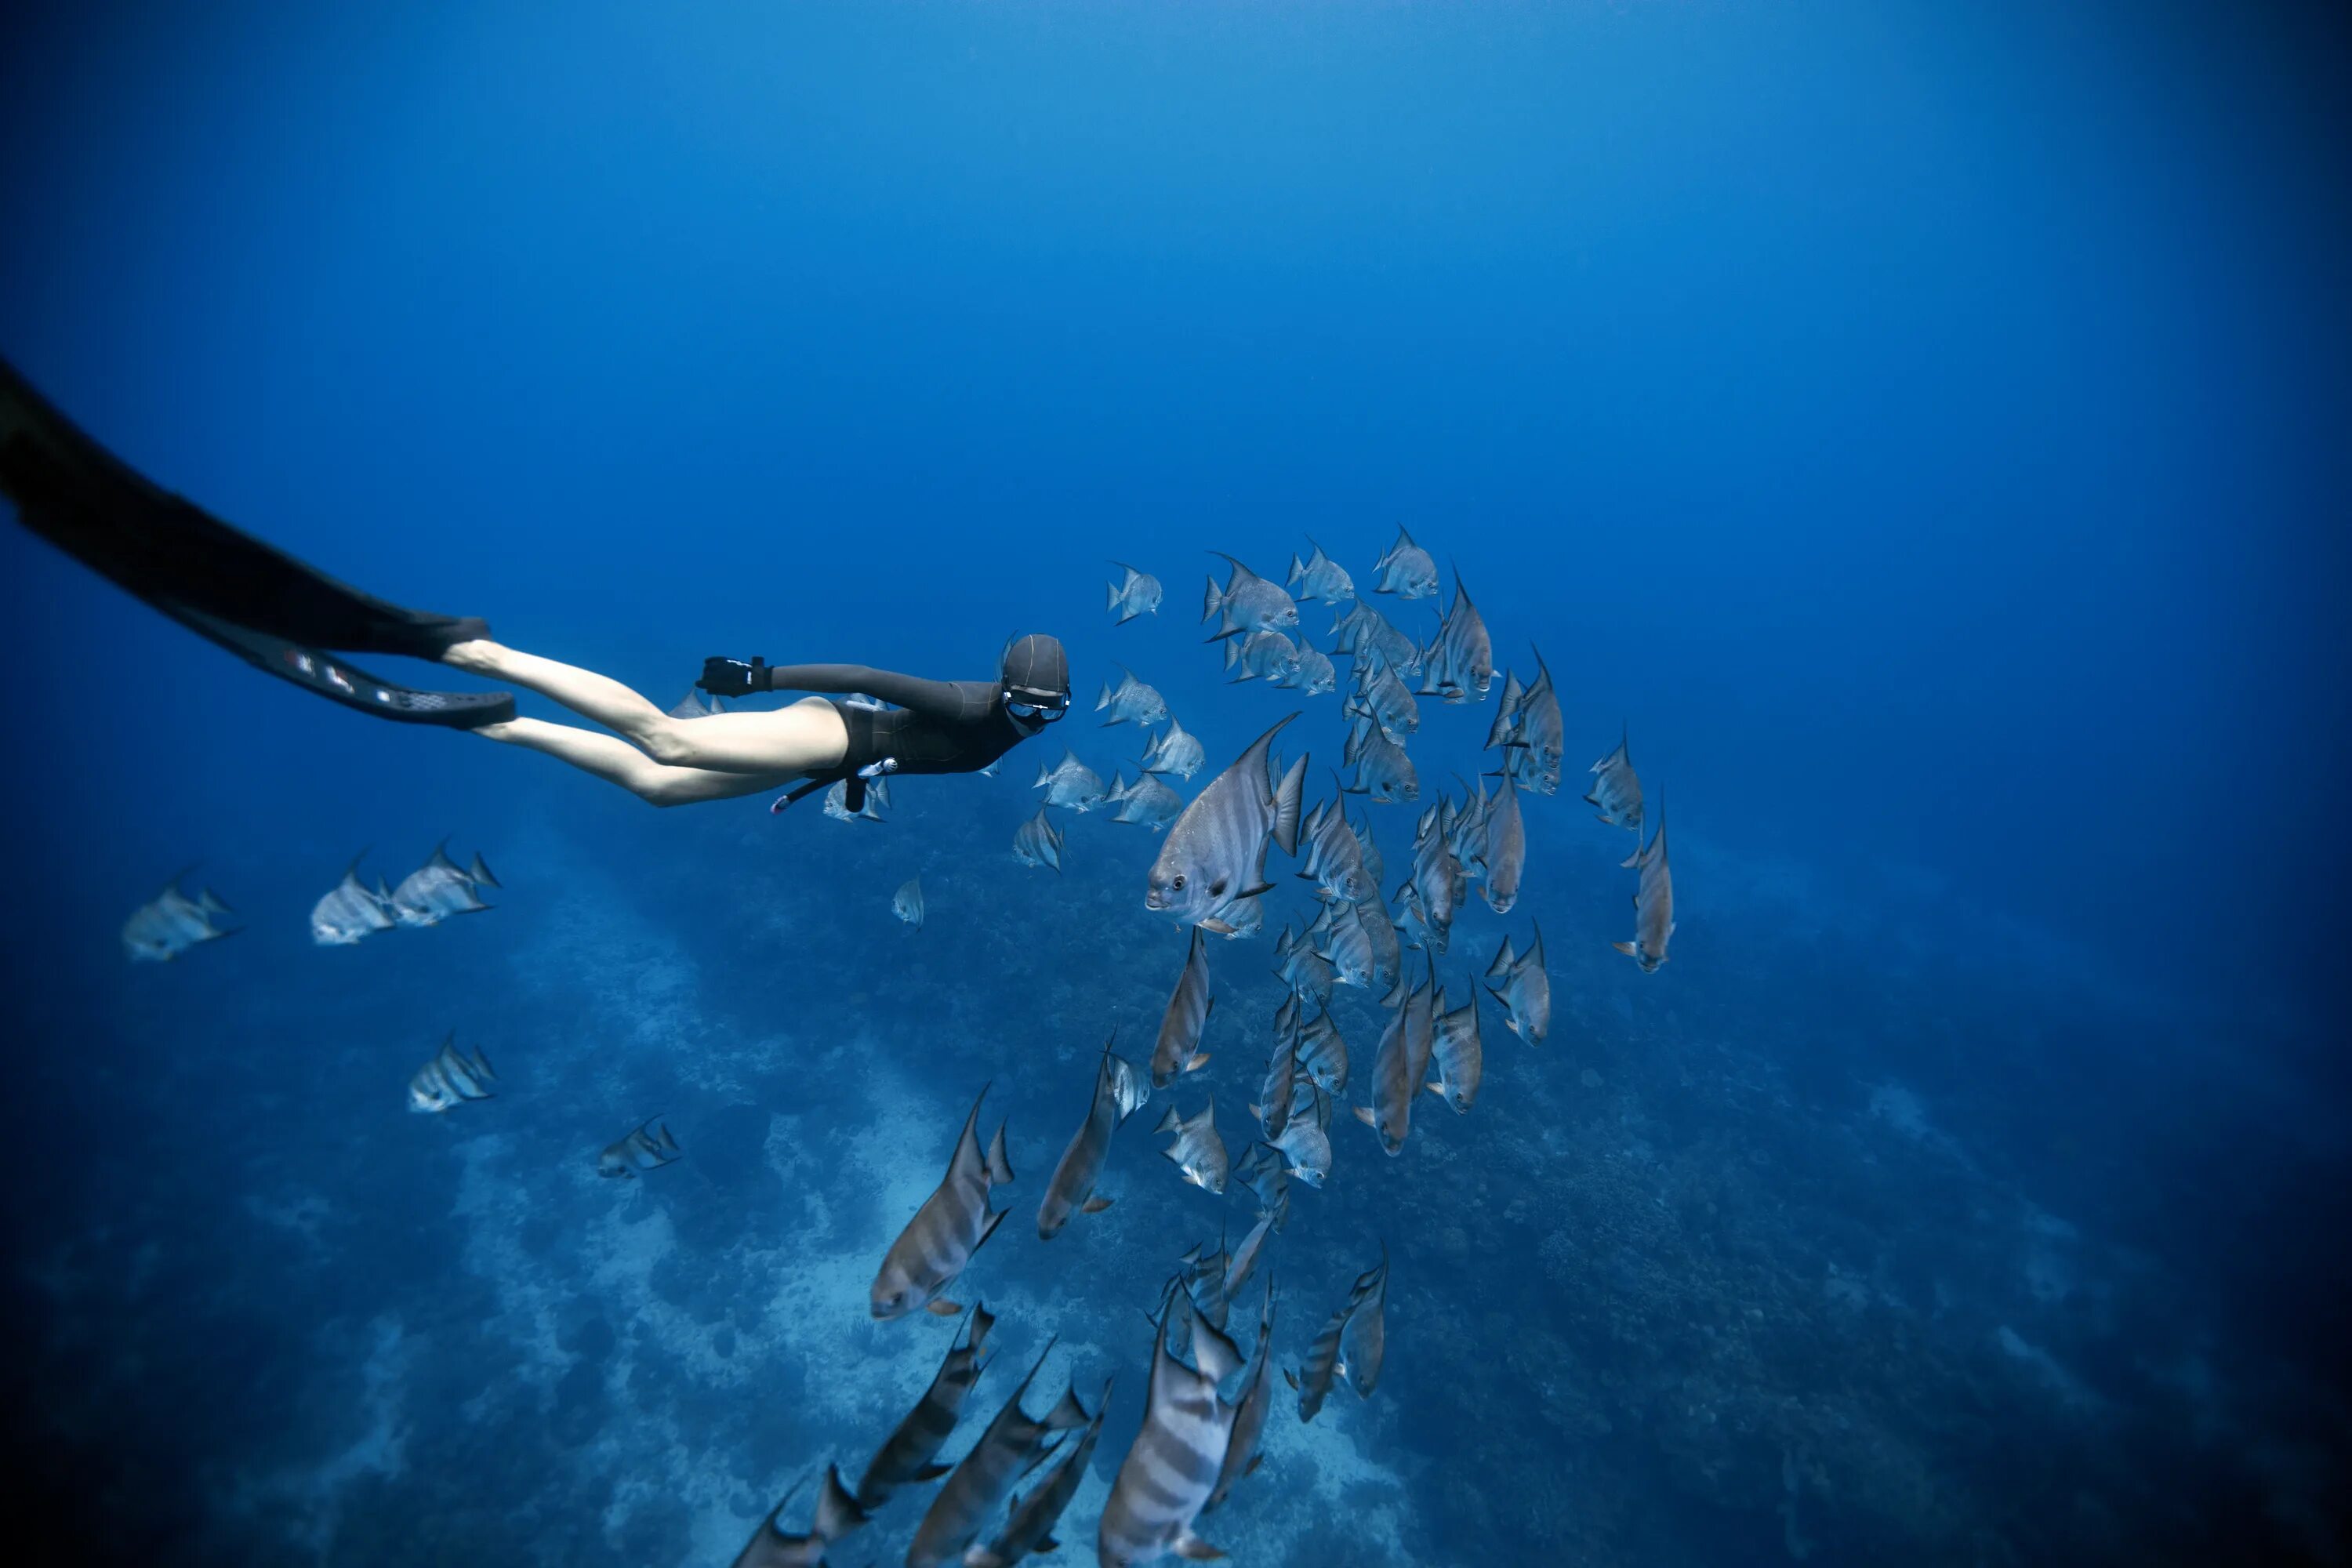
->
442, 639, 848, 775
471, 718, 800, 806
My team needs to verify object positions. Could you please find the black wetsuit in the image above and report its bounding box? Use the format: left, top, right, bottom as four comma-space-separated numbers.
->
757, 665, 1036, 810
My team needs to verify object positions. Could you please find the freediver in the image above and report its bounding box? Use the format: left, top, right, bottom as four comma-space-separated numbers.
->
0, 358, 1071, 808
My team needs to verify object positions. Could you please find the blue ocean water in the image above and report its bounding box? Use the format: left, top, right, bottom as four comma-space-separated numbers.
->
2, 2, 2347, 1564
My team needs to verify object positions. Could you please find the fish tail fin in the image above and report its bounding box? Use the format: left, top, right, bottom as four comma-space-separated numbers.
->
467, 851, 500, 889
1096, 682, 1114, 710
198, 888, 235, 917
1201, 575, 1224, 624
813, 1465, 868, 1542
1106, 579, 1120, 612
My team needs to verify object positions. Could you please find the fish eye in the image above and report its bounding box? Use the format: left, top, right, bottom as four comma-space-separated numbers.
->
1171, 874, 1186, 890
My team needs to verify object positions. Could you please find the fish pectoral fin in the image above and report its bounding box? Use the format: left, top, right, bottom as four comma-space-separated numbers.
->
1423, 1079, 1446, 1097
976, 1206, 1011, 1251
1197, 918, 1237, 935
1183, 1052, 1213, 1073
927, 1298, 964, 1317
1283, 1368, 1300, 1390
1246, 1452, 1265, 1476
1081, 1195, 1116, 1214
1352, 1105, 1377, 1126
1612, 941, 1638, 956
913, 1462, 952, 1482
1172, 1530, 1228, 1561
1040, 1536, 1060, 1552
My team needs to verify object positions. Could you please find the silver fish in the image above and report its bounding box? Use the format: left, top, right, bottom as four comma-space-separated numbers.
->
310, 854, 396, 946
963, 1375, 1112, 1568
1307, 898, 1371, 990
1254, 1022, 1298, 1143
1222, 628, 1302, 685
668, 688, 729, 719
407, 1032, 496, 1113
1409, 810, 1464, 949
1096, 666, 1171, 727
1393, 880, 1437, 956
1298, 799, 1374, 907
1426, 988, 1484, 1113
1356, 887, 1403, 993
1294, 1008, 1350, 1096
1484, 925, 1552, 1045
1331, 598, 1424, 675
1584, 724, 1644, 833
1444, 774, 1493, 876
729, 1464, 868, 1568
1181, 1235, 1233, 1332
1205, 1278, 1278, 1514
390, 841, 499, 927
1033, 748, 1108, 812
1201, 553, 1301, 639
1287, 1248, 1385, 1421
1286, 538, 1356, 605
1418, 572, 1493, 703
1156, 1097, 1229, 1195
1145, 713, 1306, 934
1356, 990, 1417, 1156
1348, 656, 1420, 742
1370, 524, 1439, 598
893, 876, 926, 930
1098, 1280, 1245, 1567
907, 1340, 1092, 1568
825, 777, 885, 822
1011, 808, 1065, 873
1236, 1142, 1291, 1229
1138, 716, 1206, 781
1504, 651, 1565, 795
597, 1117, 681, 1178
1337, 1246, 1390, 1399
1483, 771, 1526, 914
1108, 561, 1165, 623
1271, 1086, 1332, 1187
1275, 927, 1337, 1009
1108, 770, 1185, 832
1039, 1034, 1146, 1240
1340, 716, 1418, 805
1279, 642, 1338, 697
853, 1303, 997, 1508
872, 1086, 1016, 1319
1150, 926, 1216, 1088
1224, 1212, 1276, 1313
1484, 670, 1526, 750
1614, 804, 1677, 973
122, 874, 237, 962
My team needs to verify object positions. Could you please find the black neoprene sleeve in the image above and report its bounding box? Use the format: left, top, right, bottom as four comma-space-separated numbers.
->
760, 663, 969, 720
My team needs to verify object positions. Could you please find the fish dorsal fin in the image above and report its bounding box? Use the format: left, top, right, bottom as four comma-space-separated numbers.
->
946, 1083, 993, 1189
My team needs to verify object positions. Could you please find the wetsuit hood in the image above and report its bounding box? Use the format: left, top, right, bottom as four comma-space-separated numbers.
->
1000, 633, 1069, 708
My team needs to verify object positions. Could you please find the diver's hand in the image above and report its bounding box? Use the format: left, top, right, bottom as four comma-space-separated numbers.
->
699, 655, 768, 697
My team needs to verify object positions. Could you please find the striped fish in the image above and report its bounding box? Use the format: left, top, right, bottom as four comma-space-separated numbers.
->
1224, 1209, 1276, 1305
1039, 1035, 1146, 1240
1287, 538, 1355, 604
1353, 971, 1434, 1156
1348, 655, 1420, 741
1109, 770, 1185, 832
1339, 713, 1418, 805
1485, 925, 1553, 1045
1098, 1280, 1246, 1566
1503, 650, 1564, 795
1156, 1098, 1229, 1196
1097, 665, 1170, 727
1011, 808, 1065, 873
1181, 1234, 1232, 1331
1253, 1021, 1298, 1143
1204, 1276, 1278, 1514
1296, 789, 1371, 903
1295, 1007, 1350, 1096
1358, 887, 1403, 992
963, 1376, 1113, 1568
1418, 571, 1493, 704
1145, 713, 1306, 934
1311, 896, 1374, 990
871, 1087, 1016, 1320
1287, 1250, 1388, 1421
893, 877, 926, 931
1236, 1143, 1290, 1230
1483, 771, 1526, 914
1350, 806, 1385, 890
310, 854, 397, 946
1583, 724, 1644, 834
597, 1117, 681, 1178
407, 1033, 496, 1114
1108, 561, 1164, 624
852, 1303, 996, 1508
1149, 927, 1216, 1088
1272, 1094, 1332, 1189
1425, 987, 1485, 1114
1370, 524, 1439, 598
1483, 669, 1525, 750
906, 1338, 1093, 1568
1338, 1247, 1391, 1398
728, 1463, 867, 1568
1139, 716, 1206, 781
1274, 923, 1337, 1008
1613, 803, 1676, 973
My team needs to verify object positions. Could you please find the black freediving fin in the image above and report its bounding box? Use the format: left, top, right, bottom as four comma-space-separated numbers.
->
0, 357, 514, 724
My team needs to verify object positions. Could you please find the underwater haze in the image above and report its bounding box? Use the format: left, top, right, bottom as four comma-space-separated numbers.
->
2, 2, 2348, 1565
